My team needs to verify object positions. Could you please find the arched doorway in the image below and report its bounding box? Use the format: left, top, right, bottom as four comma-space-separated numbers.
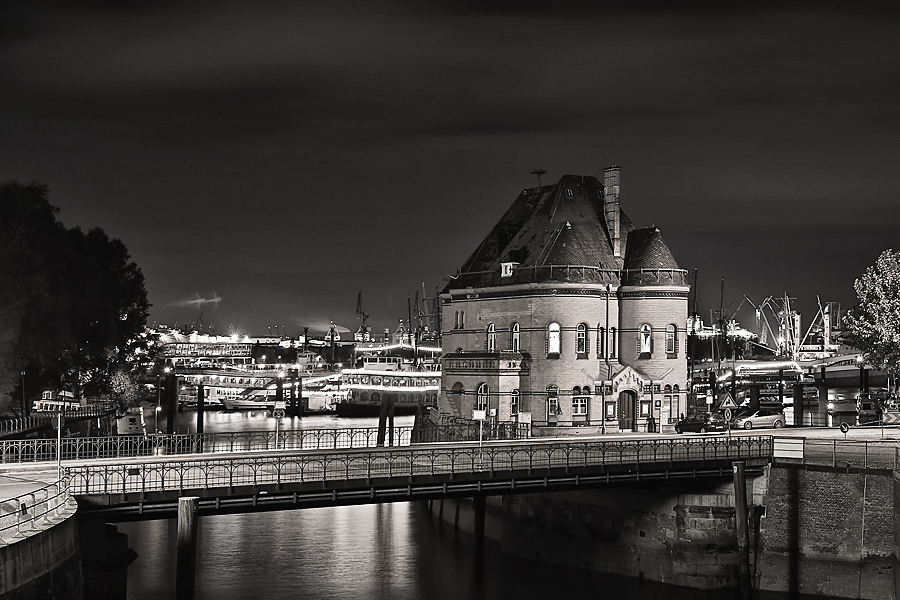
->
618, 390, 638, 432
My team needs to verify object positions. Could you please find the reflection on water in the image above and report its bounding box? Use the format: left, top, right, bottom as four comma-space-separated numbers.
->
152, 409, 414, 435
121, 501, 763, 600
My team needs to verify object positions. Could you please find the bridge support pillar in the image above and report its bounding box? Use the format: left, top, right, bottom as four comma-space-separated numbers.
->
732, 462, 751, 600
473, 494, 486, 577
176, 496, 200, 600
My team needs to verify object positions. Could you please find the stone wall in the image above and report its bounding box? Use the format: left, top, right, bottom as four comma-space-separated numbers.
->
0, 516, 81, 600
757, 466, 895, 599
432, 464, 898, 598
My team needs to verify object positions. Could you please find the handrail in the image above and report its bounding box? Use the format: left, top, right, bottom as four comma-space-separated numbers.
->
65, 435, 774, 496
0, 479, 72, 545
773, 437, 900, 471
1, 427, 416, 464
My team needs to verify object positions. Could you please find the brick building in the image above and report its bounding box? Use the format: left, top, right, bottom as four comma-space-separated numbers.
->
439, 166, 690, 433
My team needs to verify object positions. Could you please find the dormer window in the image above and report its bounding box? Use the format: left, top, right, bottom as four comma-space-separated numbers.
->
501, 262, 518, 278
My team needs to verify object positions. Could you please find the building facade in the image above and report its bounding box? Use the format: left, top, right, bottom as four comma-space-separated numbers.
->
439, 166, 689, 433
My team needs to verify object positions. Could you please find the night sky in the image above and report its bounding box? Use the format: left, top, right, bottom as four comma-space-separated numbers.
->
3, 1, 899, 339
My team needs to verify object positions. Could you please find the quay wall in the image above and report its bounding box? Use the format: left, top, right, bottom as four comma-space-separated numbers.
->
433, 465, 897, 598
0, 516, 81, 600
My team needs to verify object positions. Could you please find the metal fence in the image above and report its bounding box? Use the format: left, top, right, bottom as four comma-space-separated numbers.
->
0, 481, 72, 544
66, 435, 774, 496
1, 427, 415, 464
775, 438, 900, 470
0, 405, 117, 437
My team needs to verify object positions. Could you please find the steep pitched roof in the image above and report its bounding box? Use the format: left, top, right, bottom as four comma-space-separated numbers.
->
444, 174, 634, 291
621, 227, 685, 286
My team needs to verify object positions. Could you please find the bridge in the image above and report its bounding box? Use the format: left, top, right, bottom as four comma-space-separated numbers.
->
1, 434, 773, 521
8, 429, 900, 599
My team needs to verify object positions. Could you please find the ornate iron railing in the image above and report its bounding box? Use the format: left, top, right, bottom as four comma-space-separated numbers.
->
66, 435, 773, 496
1, 427, 414, 464
0, 480, 73, 544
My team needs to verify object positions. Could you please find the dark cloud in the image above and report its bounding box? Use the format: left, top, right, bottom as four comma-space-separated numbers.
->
2, 1, 899, 334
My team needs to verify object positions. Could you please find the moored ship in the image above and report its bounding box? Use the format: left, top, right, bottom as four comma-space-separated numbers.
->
335, 345, 441, 417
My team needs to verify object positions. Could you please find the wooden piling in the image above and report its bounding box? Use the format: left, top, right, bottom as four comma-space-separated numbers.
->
176, 496, 200, 600
732, 462, 751, 600
473, 494, 486, 577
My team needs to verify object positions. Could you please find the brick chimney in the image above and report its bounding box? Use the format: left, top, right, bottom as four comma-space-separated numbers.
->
603, 165, 621, 257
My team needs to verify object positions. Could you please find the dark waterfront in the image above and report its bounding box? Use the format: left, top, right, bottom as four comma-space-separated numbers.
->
116, 410, 819, 600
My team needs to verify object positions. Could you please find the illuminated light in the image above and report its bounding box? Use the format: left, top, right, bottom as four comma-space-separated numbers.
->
342, 368, 443, 377
345, 384, 439, 393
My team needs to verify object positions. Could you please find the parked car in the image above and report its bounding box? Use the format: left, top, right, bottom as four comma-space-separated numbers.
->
674, 412, 727, 434
731, 408, 785, 429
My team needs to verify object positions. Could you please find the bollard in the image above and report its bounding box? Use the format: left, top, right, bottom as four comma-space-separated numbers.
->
176, 496, 200, 600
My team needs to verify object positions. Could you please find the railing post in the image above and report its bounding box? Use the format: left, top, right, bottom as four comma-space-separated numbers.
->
832, 440, 836, 468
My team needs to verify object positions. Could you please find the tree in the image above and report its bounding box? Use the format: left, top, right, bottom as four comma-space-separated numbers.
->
843, 249, 900, 387
0, 180, 151, 414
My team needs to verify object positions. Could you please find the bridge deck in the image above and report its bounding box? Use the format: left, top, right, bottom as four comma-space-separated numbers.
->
67, 436, 773, 520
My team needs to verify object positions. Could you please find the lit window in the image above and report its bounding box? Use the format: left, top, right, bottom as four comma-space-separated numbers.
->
476, 383, 489, 411
510, 389, 520, 415
547, 384, 559, 416
576, 323, 587, 355
487, 323, 496, 352
666, 324, 677, 355
572, 396, 588, 416
511, 322, 520, 352
639, 324, 652, 356
547, 322, 561, 355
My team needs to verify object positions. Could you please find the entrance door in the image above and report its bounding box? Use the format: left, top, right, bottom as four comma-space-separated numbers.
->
618, 390, 637, 431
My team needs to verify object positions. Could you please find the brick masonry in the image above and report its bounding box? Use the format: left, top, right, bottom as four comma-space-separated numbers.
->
432, 464, 899, 597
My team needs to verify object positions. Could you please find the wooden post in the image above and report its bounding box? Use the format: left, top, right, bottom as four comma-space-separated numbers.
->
473, 494, 486, 577
196, 385, 205, 453
176, 496, 200, 600
732, 462, 752, 600
376, 395, 389, 446
388, 394, 395, 447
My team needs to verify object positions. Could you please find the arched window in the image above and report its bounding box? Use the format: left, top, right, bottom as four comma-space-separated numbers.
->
666, 324, 677, 355
510, 389, 520, 416
576, 323, 588, 355
597, 325, 606, 358
639, 324, 652, 356
451, 382, 464, 396
547, 384, 560, 416
573, 386, 582, 395
547, 322, 561, 356
610, 327, 617, 358
476, 383, 489, 411
510, 322, 520, 352
486, 323, 496, 352
583, 385, 593, 395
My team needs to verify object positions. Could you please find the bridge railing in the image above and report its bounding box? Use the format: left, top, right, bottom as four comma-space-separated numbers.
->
65, 435, 773, 496
773, 437, 900, 470
0, 480, 72, 545
0, 406, 117, 438
1, 427, 415, 464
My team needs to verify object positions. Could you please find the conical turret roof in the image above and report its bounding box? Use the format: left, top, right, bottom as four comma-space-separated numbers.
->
444, 174, 634, 291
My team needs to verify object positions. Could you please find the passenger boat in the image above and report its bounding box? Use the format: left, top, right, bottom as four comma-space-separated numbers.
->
335, 347, 441, 417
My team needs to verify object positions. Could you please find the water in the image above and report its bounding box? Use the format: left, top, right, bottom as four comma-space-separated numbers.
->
118, 410, 804, 600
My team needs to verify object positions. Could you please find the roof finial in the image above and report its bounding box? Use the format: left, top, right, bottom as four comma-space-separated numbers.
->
530, 168, 546, 189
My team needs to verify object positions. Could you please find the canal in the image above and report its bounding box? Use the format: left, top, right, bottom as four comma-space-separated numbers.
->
117, 409, 810, 599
